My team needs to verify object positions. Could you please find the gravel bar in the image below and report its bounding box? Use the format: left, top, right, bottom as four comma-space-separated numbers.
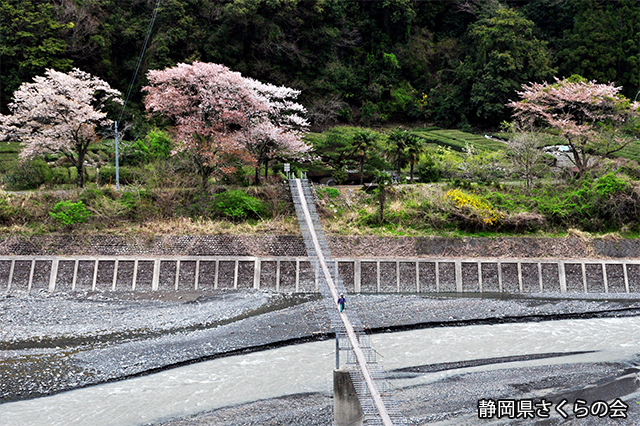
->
3, 290, 640, 424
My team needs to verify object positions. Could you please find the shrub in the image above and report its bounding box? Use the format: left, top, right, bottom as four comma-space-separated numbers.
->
98, 166, 140, 185
219, 167, 250, 186
0, 196, 16, 225
49, 200, 91, 226
145, 129, 173, 160
319, 187, 340, 199
69, 167, 78, 184
121, 139, 151, 166
85, 195, 131, 221
531, 178, 639, 232
416, 155, 440, 183
79, 188, 102, 204
51, 167, 70, 185
503, 212, 547, 232
445, 188, 504, 229
4, 158, 52, 190
213, 190, 266, 220
594, 173, 629, 197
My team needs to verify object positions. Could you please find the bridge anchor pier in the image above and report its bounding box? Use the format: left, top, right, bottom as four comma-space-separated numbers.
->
334, 368, 364, 426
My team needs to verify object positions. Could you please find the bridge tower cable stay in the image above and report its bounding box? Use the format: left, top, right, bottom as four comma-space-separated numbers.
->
289, 178, 408, 426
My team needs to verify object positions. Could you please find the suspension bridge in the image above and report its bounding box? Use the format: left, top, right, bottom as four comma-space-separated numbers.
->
289, 178, 408, 426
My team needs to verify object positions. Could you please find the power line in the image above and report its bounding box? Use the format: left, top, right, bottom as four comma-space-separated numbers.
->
118, 0, 162, 123
115, 0, 162, 189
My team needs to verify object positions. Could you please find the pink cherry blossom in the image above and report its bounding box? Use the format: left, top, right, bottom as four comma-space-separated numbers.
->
508, 77, 639, 177
143, 62, 310, 186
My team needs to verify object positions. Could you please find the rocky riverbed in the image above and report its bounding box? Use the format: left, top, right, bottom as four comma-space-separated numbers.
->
3, 290, 640, 425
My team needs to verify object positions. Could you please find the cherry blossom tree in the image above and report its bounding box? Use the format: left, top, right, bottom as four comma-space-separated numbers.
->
240, 77, 309, 184
143, 62, 310, 187
508, 75, 640, 178
0, 68, 122, 187
144, 62, 258, 188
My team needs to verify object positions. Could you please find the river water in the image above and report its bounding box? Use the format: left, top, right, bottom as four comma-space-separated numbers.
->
2, 316, 640, 426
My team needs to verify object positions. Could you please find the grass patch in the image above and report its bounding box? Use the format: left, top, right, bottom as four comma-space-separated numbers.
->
411, 129, 505, 152
615, 141, 640, 163
0, 142, 21, 154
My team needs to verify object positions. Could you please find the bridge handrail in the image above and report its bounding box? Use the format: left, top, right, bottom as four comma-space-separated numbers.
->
291, 178, 407, 426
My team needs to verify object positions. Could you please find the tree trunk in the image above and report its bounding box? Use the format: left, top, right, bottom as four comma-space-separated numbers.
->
379, 186, 385, 225
201, 166, 212, 190
255, 165, 261, 185
568, 139, 586, 179
264, 158, 269, 180
76, 146, 85, 187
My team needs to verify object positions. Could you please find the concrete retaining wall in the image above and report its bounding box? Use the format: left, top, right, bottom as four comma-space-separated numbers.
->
4, 235, 640, 259
3, 255, 640, 294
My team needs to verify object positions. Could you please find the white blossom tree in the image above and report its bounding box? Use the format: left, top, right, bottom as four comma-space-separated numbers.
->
0, 68, 122, 187
503, 122, 546, 191
240, 77, 309, 183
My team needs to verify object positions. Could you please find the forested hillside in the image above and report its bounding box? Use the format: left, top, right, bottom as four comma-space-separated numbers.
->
1, 0, 639, 135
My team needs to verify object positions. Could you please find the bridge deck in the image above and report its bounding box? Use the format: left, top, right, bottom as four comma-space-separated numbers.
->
290, 178, 407, 426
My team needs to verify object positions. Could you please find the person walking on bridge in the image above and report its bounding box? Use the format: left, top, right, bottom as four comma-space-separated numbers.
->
337, 294, 346, 312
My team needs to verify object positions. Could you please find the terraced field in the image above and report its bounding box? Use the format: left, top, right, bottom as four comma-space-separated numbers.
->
0, 142, 20, 172
427, 129, 640, 164
410, 128, 506, 152
616, 140, 640, 163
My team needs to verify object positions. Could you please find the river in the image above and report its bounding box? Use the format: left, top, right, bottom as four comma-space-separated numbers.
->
2, 316, 640, 426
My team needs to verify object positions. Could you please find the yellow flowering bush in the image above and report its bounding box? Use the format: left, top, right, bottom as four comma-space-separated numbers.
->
416, 92, 429, 108
445, 189, 504, 228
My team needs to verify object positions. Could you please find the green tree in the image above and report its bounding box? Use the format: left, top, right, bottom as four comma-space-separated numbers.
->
0, 0, 73, 113
312, 129, 355, 172
557, 0, 640, 100
463, 5, 555, 126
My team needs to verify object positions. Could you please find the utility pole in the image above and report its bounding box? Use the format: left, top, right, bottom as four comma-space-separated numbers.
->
115, 121, 120, 190
0, 53, 3, 114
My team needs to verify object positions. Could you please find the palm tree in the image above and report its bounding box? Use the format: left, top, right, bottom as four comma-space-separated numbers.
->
387, 128, 407, 172
373, 170, 391, 224
351, 130, 378, 185
387, 128, 424, 182
404, 134, 424, 181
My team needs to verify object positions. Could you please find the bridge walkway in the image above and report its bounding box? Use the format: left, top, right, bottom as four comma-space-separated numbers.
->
289, 178, 408, 426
